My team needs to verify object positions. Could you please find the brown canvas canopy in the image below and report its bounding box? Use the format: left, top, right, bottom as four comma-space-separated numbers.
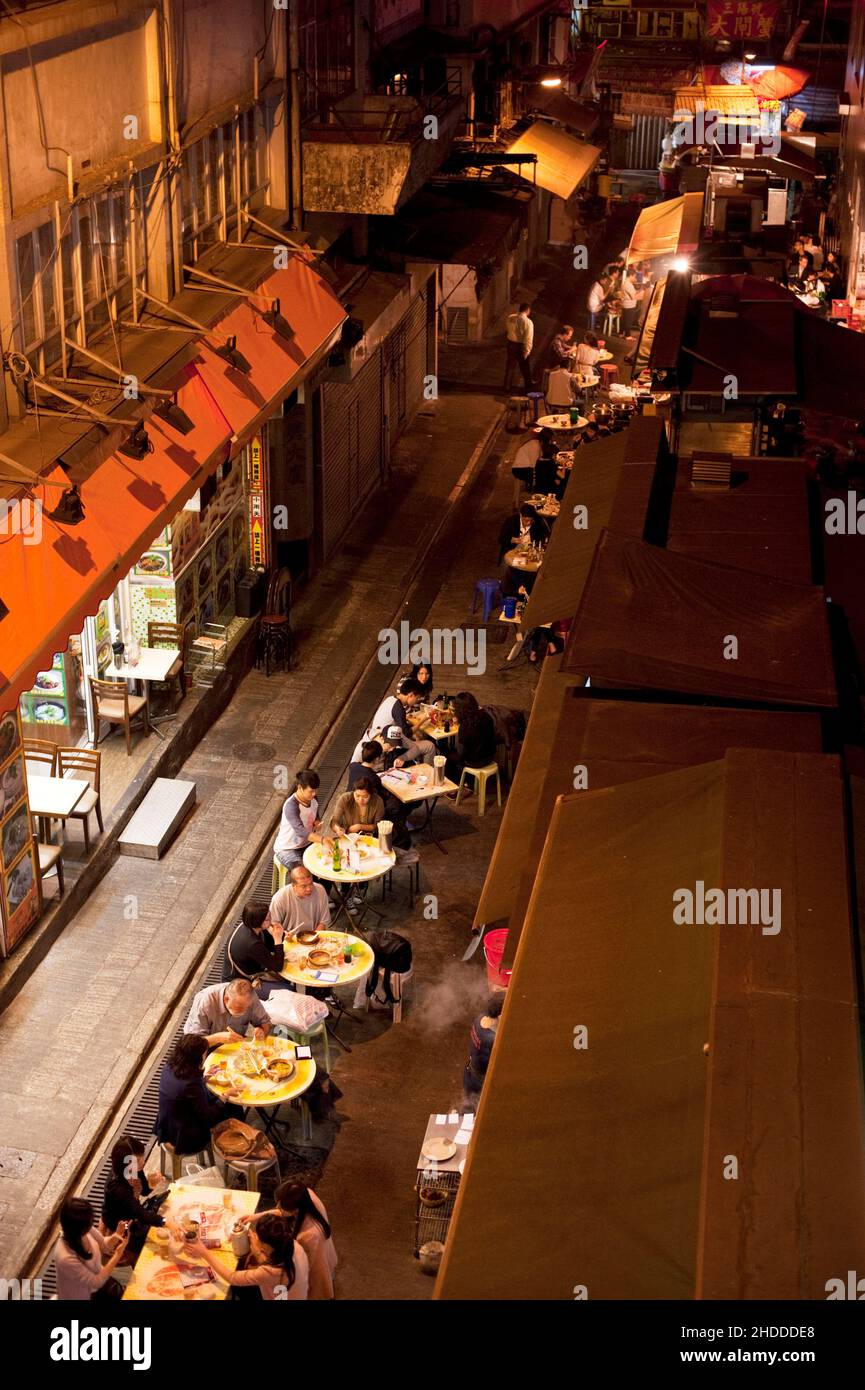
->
520, 434, 629, 630
471, 656, 582, 931
561, 530, 836, 707
437, 751, 865, 1300
502, 695, 823, 968
521, 418, 668, 631
668, 456, 813, 584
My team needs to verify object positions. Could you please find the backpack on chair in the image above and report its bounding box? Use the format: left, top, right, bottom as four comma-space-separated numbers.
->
363, 930, 413, 1005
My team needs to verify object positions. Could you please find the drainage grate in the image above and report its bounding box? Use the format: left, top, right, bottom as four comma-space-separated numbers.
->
231, 741, 277, 762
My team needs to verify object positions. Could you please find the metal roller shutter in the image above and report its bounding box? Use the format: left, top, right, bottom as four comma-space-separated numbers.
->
385, 286, 430, 445
320, 347, 383, 559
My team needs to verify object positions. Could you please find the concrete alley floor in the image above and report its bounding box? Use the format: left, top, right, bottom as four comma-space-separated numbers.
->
0, 385, 537, 1295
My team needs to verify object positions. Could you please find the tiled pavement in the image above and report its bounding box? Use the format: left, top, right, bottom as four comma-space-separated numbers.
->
0, 385, 541, 1286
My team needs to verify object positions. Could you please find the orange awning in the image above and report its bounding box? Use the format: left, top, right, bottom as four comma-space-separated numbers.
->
192, 256, 346, 439
0, 256, 346, 715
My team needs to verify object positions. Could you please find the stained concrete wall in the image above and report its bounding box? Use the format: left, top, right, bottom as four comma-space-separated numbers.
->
175, 0, 268, 127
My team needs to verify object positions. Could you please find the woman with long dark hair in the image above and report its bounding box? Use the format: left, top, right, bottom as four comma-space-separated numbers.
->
156, 1034, 242, 1156
54, 1197, 129, 1300
186, 1212, 309, 1300
102, 1136, 165, 1257
445, 692, 497, 783
408, 662, 435, 700
241, 1180, 338, 1300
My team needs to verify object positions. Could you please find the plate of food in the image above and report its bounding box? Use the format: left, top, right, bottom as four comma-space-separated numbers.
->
137, 552, 169, 577
422, 1138, 458, 1163
33, 670, 63, 693
145, 1266, 185, 1300
0, 715, 19, 762
33, 701, 65, 724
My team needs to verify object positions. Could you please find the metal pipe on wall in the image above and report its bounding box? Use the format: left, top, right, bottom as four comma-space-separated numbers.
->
288, 0, 303, 231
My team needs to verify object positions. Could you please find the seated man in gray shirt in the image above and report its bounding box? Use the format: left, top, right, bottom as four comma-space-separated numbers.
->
267, 864, 332, 936
183, 978, 271, 1049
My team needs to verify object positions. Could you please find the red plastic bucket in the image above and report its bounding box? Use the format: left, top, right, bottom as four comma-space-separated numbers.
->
483, 928, 512, 990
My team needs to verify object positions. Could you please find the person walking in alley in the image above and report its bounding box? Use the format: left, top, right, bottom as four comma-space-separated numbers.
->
504, 302, 534, 391
620, 267, 641, 338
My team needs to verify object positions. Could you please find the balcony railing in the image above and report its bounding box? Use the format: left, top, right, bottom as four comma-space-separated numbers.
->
304, 82, 464, 145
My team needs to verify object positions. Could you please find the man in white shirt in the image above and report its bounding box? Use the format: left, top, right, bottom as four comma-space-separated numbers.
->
504, 302, 534, 390
587, 277, 608, 331
619, 268, 641, 337
545, 364, 577, 409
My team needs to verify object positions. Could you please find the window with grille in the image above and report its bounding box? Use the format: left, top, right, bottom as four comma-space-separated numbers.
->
180, 109, 269, 266
14, 175, 147, 374
298, 0, 355, 123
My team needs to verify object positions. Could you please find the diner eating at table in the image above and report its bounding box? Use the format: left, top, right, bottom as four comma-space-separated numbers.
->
497, 504, 551, 563
273, 768, 332, 873
267, 864, 332, 935
54, 1196, 130, 1301
548, 323, 575, 367
242, 1180, 337, 1300
183, 977, 271, 1046
157, 1034, 244, 1156
330, 777, 385, 836
102, 1137, 165, 1258
351, 675, 435, 766
444, 693, 497, 786
183, 1212, 309, 1300
224, 902, 288, 991
348, 740, 413, 847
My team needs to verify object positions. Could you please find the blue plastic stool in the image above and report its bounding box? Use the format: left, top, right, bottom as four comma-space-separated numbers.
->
526, 391, 546, 421
471, 578, 503, 623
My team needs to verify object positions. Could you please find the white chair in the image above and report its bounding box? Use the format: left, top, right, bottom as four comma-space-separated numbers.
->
353, 967, 414, 1024
158, 1142, 213, 1182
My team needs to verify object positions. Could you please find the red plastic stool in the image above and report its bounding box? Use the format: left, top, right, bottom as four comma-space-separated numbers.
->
599, 362, 619, 388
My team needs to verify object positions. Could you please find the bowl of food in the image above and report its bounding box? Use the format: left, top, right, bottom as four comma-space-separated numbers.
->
296, 930, 320, 946
308, 948, 332, 969
419, 1186, 449, 1210
267, 1059, 295, 1081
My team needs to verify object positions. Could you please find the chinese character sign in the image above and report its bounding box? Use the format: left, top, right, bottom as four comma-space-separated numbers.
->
706, 0, 780, 41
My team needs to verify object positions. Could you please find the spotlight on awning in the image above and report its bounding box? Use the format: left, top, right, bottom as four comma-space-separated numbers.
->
261, 298, 294, 341
47, 484, 85, 526
214, 336, 252, 374
119, 421, 154, 461
154, 394, 195, 435
540, 76, 562, 88
744, 50, 757, 61
671, 256, 691, 273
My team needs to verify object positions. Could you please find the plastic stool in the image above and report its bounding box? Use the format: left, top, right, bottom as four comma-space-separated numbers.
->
506, 396, 530, 430
603, 311, 621, 338
385, 849, 421, 908
471, 578, 503, 624
158, 1143, 213, 1182
455, 762, 502, 816
271, 855, 290, 895
526, 391, 546, 421
281, 1019, 331, 1077
226, 1152, 280, 1194
599, 362, 619, 388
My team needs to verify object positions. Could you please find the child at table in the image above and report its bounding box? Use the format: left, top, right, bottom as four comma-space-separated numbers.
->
185, 1213, 309, 1300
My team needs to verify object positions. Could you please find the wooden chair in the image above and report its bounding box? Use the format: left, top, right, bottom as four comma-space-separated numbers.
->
23, 738, 57, 775
34, 832, 64, 899
147, 620, 189, 710
89, 676, 150, 756
56, 746, 103, 852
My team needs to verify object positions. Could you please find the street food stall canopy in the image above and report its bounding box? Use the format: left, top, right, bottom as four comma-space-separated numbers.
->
520, 433, 629, 630
625, 192, 704, 265
668, 456, 813, 584
438, 761, 722, 1300
696, 750, 865, 1298
504, 122, 602, 201
503, 695, 823, 967
562, 530, 837, 707
437, 751, 865, 1300
471, 656, 581, 931
534, 92, 600, 140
